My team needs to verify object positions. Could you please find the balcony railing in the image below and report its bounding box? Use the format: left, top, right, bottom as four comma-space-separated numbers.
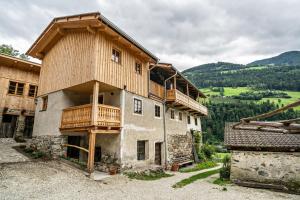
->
166, 89, 208, 116
149, 80, 165, 99
60, 104, 121, 130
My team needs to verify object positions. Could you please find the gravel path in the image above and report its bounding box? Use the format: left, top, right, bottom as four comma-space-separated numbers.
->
0, 139, 30, 164
0, 161, 298, 200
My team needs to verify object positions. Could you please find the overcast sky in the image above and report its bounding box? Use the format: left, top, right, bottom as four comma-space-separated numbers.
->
0, 0, 299, 70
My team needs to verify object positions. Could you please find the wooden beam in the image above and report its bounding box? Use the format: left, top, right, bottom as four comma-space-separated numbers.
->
87, 130, 96, 173
86, 25, 96, 34
56, 27, 65, 36
91, 81, 99, 126
63, 144, 89, 153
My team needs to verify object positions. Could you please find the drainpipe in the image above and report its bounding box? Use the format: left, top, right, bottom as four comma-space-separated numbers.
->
163, 71, 177, 168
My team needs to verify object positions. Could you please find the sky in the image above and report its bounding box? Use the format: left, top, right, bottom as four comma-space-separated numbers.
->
0, 0, 300, 71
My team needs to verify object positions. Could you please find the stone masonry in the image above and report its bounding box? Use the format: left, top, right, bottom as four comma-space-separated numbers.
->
167, 132, 193, 166
28, 135, 67, 159
231, 151, 300, 193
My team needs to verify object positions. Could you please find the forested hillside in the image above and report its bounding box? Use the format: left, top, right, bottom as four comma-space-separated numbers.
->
183, 52, 300, 144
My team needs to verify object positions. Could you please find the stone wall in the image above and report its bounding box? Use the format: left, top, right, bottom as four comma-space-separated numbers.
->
28, 135, 67, 158
167, 132, 193, 166
231, 151, 300, 193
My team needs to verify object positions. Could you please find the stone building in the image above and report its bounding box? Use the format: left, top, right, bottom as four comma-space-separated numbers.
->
225, 122, 300, 193
0, 54, 40, 140
26, 12, 208, 173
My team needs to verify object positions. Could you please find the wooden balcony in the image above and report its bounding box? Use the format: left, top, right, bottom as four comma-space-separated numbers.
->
166, 89, 208, 116
60, 104, 121, 133
149, 80, 165, 100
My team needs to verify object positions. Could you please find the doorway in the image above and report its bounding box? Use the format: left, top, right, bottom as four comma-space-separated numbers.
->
155, 142, 162, 165
0, 114, 17, 138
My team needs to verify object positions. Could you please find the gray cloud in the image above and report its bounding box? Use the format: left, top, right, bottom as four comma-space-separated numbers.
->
0, 0, 299, 70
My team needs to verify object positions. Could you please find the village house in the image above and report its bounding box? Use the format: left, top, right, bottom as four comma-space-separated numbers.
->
0, 54, 40, 140
225, 102, 300, 194
26, 12, 208, 173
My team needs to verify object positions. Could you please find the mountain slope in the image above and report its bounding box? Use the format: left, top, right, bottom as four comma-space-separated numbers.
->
248, 51, 300, 66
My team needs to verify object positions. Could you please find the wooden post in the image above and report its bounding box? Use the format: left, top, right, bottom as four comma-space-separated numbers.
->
174, 76, 177, 90
186, 83, 189, 96
87, 130, 96, 173
92, 81, 99, 125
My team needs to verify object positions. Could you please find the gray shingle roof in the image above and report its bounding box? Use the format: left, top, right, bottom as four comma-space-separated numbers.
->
224, 123, 300, 151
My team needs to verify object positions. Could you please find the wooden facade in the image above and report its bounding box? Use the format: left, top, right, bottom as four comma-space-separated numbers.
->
0, 54, 40, 115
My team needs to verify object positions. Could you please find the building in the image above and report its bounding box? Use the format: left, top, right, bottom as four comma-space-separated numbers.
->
26, 12, 208, 173
224, 103, 300, 193
0, 54, 40, 139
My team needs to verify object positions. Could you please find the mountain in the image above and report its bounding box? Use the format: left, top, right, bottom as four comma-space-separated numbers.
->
248, 51, 300, 66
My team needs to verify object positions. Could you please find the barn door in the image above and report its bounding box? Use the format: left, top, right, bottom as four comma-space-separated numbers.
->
155, 142, 162, 165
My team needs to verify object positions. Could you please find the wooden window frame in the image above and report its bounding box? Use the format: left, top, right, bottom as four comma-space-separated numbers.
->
28, 84, 38, 98
187, 115, 191, 124
170, 109, 175, 120
137, 140, 146, 160
111, 48, 121, 64
41, 96, 48, 111
135, 61, 142, 75
154, 104, 161, 118
7, 81, 25, 96
133, 98, 143, 115
179, 112, 183, 121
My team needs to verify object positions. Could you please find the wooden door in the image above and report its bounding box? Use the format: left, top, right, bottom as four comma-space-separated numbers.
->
155, 142, 162, 165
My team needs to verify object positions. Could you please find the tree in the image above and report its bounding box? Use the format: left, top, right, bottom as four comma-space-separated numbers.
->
0, 44, 29, 60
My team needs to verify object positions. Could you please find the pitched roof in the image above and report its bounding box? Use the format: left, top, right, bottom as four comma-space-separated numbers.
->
26, 12, 158, 62
0, 53, 40, 72
224, 123, 300, 152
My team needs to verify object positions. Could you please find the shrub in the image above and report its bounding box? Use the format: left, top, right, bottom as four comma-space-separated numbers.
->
201, 144, 216, 160
219, 154, 231, 180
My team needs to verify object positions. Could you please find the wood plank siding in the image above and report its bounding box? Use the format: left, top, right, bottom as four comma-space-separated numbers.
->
38, 31, 149, 97
38, 32, 95, 96
0, 62, 39, 114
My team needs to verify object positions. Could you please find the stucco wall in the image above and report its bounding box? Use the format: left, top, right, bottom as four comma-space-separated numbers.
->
231, 151, 300, 193
121, 91, 165, 168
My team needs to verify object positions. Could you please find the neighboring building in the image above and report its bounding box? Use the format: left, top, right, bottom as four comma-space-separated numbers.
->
225, 122, 300, 193
26, 12, 208, 173
0, 54, 40, 139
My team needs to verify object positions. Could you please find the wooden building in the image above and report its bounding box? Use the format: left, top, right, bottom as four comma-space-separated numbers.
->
26, 12, 208, 173
0, 54, 40, 138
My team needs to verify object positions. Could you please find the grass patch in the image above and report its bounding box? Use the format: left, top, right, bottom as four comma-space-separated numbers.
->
179, 161, 217, 173
212, 153, 230, 162
213, 178, 231, 186
172, 169, 220, 188
125, 171, 173, 181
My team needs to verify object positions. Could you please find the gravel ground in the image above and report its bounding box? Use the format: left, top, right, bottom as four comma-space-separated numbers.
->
0, 161, 298, 200
0, 139, 30, 164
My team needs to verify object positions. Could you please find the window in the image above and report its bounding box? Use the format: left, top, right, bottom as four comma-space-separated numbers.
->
179, 112, 183, 121
135, 62, 142, 75
155, 105, 161, 118
41, 96, 48, 111
170, 109, 175, 119
111, 48, 121, 63
195, 117, 198, 126
8, 81, 24, 95
187, 115, 191, 124
137, 141, 146, 160
134, 98, 142, 114
28, 85, 38, 97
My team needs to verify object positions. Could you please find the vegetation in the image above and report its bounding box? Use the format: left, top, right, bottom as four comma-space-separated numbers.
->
219, 154, 231, 180
172, 169, 220, 188
0, 44, 29, 60
213, 178, 231, 186
23, 147, 49, 159
125, 171, 173, 181
179, 161, 217, 173
212, 153, 230, 163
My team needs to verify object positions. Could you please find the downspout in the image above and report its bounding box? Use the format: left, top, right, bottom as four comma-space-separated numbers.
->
163, 71, 177, 168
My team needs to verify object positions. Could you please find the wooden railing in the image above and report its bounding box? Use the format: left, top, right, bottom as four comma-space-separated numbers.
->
149, 81, 165, 99
166, 89, 208, 115
60, 104, 121, 129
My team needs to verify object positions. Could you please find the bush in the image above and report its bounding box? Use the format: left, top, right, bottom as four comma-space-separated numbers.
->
201, 144, 216, 160
219, 154, 231, 180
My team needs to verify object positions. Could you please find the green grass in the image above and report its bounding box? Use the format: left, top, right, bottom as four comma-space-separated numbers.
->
172, 169, 220, 188
223, 87, 252, 96
213, 178, 232, 186
259, 90, 300, 110
212, 153, 230, 162
125, 171, 173, 181
179, 161, 217, 173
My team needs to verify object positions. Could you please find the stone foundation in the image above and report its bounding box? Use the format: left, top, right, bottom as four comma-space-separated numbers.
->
167, 132, 193, 166
28, 135, 67, 158
231, 151, 300, 193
